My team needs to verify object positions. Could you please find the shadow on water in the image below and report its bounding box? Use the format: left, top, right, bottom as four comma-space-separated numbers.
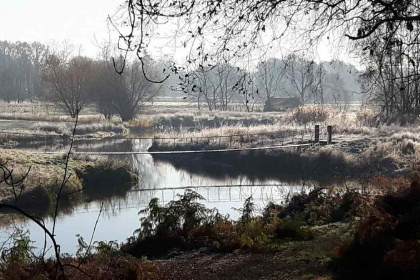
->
1, 137, 367, 221
151, 148, 364, 187
0, 137, 369, 255
0, 158, 137, 221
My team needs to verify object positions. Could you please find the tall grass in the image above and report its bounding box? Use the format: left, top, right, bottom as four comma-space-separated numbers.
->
30, 122, 126, 136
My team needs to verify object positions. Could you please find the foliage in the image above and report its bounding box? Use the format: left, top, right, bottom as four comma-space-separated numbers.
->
122, 189, 364, 258
0, 229, 34, 268
278, 188, 364, 226
76, 235, 120, 259
238, 196, 255, 223
137, 190, 210, 238
274, 217, 314, 241
334, 180, 420, 279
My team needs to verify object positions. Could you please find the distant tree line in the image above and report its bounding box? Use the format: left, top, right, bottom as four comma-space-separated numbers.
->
0, 41, 164, 121
0, 41, 48, 102
181, 55, 359, 112
0, 40, 359, 118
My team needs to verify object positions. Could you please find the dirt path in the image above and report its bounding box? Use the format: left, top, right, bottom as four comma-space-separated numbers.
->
155, 223, 352, 280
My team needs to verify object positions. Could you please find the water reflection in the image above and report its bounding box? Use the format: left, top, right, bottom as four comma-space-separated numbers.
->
2, 137, 312, 256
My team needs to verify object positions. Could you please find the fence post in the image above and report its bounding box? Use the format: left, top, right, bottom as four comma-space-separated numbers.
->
327, 125, 333, 144
314, 125, 320, 143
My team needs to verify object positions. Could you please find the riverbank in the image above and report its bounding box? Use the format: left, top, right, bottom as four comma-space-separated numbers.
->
5, 175, 420, 279
0, 149, 138, 220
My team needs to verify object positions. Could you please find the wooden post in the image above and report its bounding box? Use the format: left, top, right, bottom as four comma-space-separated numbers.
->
327, 125, 333, 144
314, 125, 320, 143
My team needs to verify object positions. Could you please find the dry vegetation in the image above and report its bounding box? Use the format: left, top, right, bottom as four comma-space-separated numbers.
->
2, 102, 420, 279
0, 149, 137, 219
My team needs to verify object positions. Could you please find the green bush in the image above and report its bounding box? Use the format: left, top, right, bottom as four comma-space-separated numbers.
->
0, 229, 34, 268
275, 217, 314, 241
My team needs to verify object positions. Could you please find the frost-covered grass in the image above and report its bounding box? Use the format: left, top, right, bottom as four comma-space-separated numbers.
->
30, 122, 126, 136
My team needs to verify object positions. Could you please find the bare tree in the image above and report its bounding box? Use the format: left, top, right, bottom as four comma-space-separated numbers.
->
185, 61, 241, 111
115, 60, 163, 121
284, 54, 319, 105
255, 58, 287, 109
357, 14, 420, 122
43, 54, 94, 118
111, 1, 420, 119
325, 72, 350, 111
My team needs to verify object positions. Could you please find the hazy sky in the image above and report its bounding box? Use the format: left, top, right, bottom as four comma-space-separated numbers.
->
0, 0, 119, 56
0, 0, 358, 67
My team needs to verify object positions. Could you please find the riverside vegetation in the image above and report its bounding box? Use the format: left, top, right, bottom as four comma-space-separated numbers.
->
1, 104, 420, 279
1, 174, 420, 279
0, 150, 138, 220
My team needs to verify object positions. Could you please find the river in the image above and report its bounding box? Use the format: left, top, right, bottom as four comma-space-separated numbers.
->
1, 136, 308, 256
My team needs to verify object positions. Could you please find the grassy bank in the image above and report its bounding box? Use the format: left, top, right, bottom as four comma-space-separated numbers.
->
31, 122, 127, 137
0, 149, 137, 219
145, 106, 415, 152
149, 124, 311, 151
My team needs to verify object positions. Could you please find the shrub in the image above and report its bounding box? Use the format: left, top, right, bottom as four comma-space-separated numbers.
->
275, 217, 314, 241
288, 106, 329, 126
356, 109, 379, 127
334, 180, 420, 279
277, 188, 363, 226
0, 229, 34, 268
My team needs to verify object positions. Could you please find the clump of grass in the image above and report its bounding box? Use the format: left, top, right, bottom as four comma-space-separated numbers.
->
360, 131, 420, 170
0, 173, 83, 217
31, 122, 70, 135
356, 109, 380, 127
128, 117, 155, 128
76, 160, 138, 201
287, 106, 329, 126
76, 123, 126, 135
147, 110, 283, 130
30, 122, 126, 136
150, 123, 310, 151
